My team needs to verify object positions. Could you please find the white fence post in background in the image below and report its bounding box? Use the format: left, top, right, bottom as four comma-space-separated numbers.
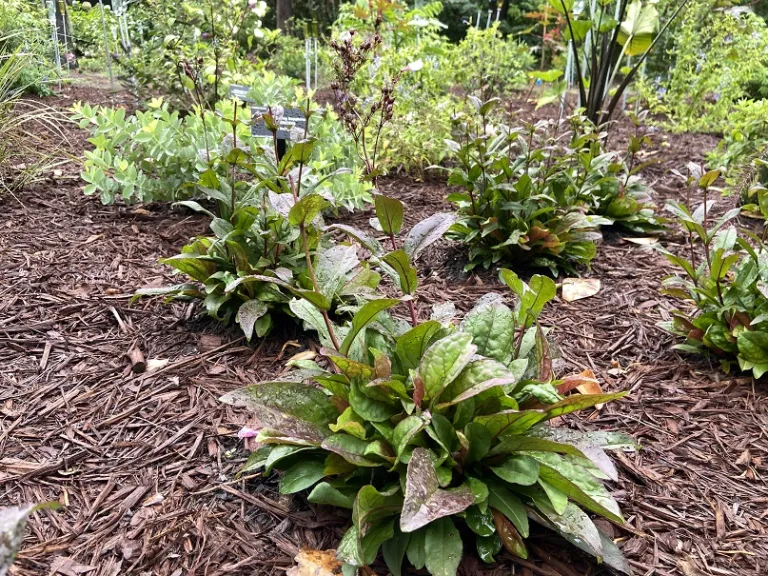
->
46, 0, 62, 90
97, 0, 115, 85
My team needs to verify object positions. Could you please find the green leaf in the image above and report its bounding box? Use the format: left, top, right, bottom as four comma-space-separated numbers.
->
487, 482, 529, 538
539, 478, 568, 514
738, 331, 768, 364
527, 69, 563, 82
279, 459, 326, 493
382, 249, 419, 295
264, 445, 312, 473
375, 194, 404, 235
534, 455, 624, 523
532, 500, 603, 560
336, 525, 363, 566
393, 414, 431, 458
419, 332, 477, 403
329, 407, 368, 440
288, 193, 328, 226
236, 300, 269, 341
406, 528, 427, 569
491, 455, 540, 486
400, 448, 474, 532
464, 422, 492, 463
328, 355, 376, 380
465, 505, 495, 537
698, 169, 721, 189
396, 321, 441, 371
404, 213, 457, 258
461, 299, 516, 364
354, 485, 403, 538
230, 275, 331, 310
321, 434, 382, 467
476, 533, 502, 563
382, 529, 410, 576
160, 254, 217, 282
340, 299, 400, 356
424, 517, 463, 576
617, 0, 658, 56
308, 482, 356, 508
314, 245, 360, 301
349, 381, 398, 422
475, 392, 627, 438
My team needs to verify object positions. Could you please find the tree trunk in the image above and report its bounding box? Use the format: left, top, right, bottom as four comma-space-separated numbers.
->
500, 0, 510, 21
276, 0, 293, 31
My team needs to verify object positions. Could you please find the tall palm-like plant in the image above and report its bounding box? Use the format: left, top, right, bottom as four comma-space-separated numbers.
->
540, 0, 690, 126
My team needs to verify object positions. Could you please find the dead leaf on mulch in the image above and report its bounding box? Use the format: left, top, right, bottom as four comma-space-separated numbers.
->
623, 237, 659, 245
286, 548, 342, 576
562, 278, 601, 302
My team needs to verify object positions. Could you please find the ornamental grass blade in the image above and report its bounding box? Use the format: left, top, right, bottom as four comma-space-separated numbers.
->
400, 448, 474, 532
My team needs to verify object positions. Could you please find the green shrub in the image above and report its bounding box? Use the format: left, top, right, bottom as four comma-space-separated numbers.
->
221, 263, 632, 576
68, 0, 118, 71
659, 166, 768, 377
0, 0, 57, 95
639, 7, 768, 133
445, 99, 661, 274
450, 23, 534, 100
73, 81, 371, 210
708, 99, 768, 195
119, 0, 274, 109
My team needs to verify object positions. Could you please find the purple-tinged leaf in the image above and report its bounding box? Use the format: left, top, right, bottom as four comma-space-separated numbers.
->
400, 448, 474, 532
404, 213, 457, 259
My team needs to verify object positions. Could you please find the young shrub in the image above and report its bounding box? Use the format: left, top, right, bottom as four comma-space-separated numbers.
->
118, 0, 273, 109
445, 99, 661, 274
658, 166, 768, 377
221, 264, 633, 576
450, 23, 534, 100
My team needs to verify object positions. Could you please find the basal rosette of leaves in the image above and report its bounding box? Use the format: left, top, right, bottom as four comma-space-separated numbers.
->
445, 99, 662, 274
221, 269, 633, 576
658, 167, 768, 377
134, 99, 382, 340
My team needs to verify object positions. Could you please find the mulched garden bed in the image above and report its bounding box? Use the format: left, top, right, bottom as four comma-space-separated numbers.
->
2, 79, 766, 576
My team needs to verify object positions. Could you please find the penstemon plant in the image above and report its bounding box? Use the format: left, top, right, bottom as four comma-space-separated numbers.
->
135, 99, 376, 340
221, 257, 633, 575
659, 165, 768, 377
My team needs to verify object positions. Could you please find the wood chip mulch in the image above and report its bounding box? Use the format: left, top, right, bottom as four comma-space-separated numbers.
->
1, 82, 766, 576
